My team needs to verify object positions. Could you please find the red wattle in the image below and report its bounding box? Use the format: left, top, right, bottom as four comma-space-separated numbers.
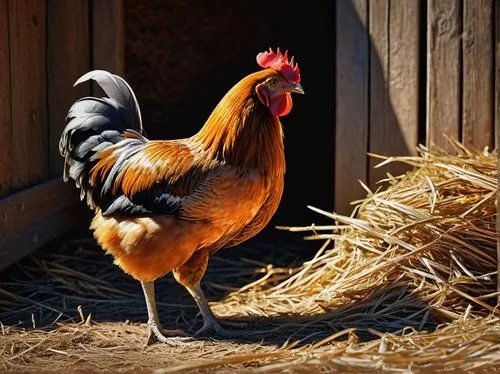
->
269, 93, 293, 117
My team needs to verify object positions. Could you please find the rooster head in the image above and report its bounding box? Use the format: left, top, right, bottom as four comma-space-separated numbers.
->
255, 48, 304, 117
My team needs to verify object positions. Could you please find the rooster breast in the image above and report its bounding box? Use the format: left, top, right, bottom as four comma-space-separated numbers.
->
216, 169, 284, 250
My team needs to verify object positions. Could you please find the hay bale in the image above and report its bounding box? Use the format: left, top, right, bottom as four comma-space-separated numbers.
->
215, 141, 498, 322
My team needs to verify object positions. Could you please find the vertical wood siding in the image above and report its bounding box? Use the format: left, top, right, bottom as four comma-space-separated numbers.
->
0, 0, 122, 271
0, 0, 11, 196
47, 0, 91, 178
335, 0, 496, 214
8, 0, 47, 190
335, 0, 369, 215
0, 0, 497, 266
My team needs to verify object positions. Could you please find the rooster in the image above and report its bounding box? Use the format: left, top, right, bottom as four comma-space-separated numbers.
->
60, 48, 304, 344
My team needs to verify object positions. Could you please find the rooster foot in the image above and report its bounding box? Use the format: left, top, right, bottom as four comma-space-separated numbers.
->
194, 318, 241, 338
218, 320, 248, 328
146, 325, 192, 346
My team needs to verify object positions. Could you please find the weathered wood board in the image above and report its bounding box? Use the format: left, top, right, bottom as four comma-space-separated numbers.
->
426, 0, 461, 150
0, 180, 88, 272
47, 0, 91, 178
369, 0, 420, 186
0, 0, 11, 196
462, 0, 494, 150
335, 0, 369, 215
8, 0, 47, 190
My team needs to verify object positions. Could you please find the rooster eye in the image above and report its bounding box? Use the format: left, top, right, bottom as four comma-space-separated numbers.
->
268, 78, 279, 87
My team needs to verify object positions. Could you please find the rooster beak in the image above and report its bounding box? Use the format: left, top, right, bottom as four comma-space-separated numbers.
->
288, 83, 305, 95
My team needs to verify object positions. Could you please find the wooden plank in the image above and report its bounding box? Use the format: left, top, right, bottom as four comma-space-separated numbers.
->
495, 0, 500, 305
335, 0, 369, 215
91, 0, 124, 78
47, 0, 90, 178
462, 0, 494, 150
426, 0, 461, 150
369, 0, 420, 186
8, 0, 47, 190
0, 0, 11, 196
368, 0, 390, 188
387, 2, 420, 152
0, 179, 88, 271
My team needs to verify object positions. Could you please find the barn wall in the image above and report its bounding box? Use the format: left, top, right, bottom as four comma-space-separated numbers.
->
0, 0, 123, 271
124, 0, 497, 222
335, 0, 496, 214
0, 0, 498, 269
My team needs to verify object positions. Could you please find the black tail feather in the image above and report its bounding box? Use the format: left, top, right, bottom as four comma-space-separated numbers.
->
59, 70, 146, 209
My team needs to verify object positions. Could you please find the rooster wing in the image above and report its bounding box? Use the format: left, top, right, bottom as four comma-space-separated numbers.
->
88, 139, 267, 229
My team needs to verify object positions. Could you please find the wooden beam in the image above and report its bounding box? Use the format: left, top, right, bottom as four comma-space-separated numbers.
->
0, 0, 11, 197
462, 0, 494, 150
0, 179, 88, 272
8, 0, 47, 190
335, 0, 369, 215
387, 0, 420, 152
369, 0, 420, 186
494, 0, 500, 306
47, 0, 91, 178
426, 0, 461, 150
91, 0, 124, 78
368, 0, 390, 187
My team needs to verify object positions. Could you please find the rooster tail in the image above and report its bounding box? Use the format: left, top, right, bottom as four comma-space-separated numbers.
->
59, 70, 146, 207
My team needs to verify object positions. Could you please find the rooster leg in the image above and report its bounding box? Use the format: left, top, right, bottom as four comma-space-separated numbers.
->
173, 249, 240, 337
186, 283, 230, 336
141, 281, 191, 345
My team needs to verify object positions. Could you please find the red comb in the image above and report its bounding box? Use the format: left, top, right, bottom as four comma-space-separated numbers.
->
256, 47, 300, 83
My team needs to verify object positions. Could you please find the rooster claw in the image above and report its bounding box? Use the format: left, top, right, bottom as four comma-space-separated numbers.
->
146, 326, 193, 346
194, 320, 236, 338
160, 328, 189, 337
147, 335, 194, 346
193, 319, 247, 338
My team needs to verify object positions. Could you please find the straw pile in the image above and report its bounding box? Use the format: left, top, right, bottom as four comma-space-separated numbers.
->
1, 142, 499, 373
215, 141, 499, 320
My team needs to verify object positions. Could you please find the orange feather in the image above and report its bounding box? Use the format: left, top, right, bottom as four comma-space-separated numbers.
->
88, 68, 286, 282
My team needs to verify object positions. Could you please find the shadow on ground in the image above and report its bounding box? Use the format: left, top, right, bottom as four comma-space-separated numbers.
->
215, 289, 437, 346
0, 231, 437, 348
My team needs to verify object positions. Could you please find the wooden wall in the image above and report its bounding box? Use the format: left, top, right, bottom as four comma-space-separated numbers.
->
0, 0, 123, 271
495, 0, 500, 304
335, 0, 496, 214
124, 0, 497, 219
0, 0, 498, 270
